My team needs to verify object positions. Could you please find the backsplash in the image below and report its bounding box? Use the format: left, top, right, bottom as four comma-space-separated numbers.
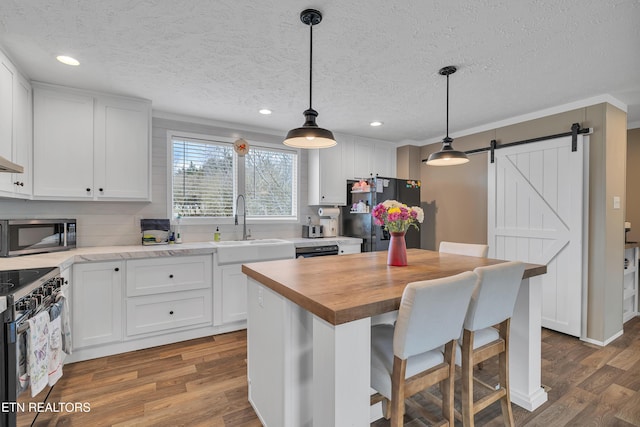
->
0, 115, 318, 247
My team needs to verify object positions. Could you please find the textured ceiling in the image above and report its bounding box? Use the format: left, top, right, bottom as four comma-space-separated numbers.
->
0, 0, 639, 143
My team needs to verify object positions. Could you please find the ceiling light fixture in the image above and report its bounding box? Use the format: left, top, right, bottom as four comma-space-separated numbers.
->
283, 9, 336, 149
423, 66, 469, 166
259, 109, 272, 115
370, 121, 383, 127
56, 55, 80, 66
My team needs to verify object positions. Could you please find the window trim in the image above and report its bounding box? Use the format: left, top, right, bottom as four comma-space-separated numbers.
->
166, 130, 301, 225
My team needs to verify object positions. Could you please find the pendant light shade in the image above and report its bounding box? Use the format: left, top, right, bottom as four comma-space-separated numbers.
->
424, 66, 469, 166
284, 9, 336, 149
284, 108, 336, 148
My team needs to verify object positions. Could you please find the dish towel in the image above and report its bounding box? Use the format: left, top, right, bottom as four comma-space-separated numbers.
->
55, 291, 72, 354
27, 311, 50, 397
16, 332, 29, 394
48, 302, 64, 386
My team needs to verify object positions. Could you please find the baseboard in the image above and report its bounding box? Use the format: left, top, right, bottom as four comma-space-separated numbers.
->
580, 328, 624, 347
510, 386, 548, 411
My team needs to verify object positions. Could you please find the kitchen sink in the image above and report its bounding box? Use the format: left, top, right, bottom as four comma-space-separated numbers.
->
212, 238, 295, 264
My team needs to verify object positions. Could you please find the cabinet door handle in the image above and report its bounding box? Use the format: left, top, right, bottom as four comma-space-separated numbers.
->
169, 310, 174, 315
86, 188, 91, 192
114, 267, 120, 272
169, 274, 174, 278
99, 188, 104, 192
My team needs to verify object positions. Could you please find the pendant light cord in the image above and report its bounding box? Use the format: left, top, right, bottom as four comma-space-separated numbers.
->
445, 72, 449, 140
309, 23, 313, 110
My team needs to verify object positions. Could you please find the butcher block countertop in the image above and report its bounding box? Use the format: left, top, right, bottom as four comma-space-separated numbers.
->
242, 248, 546, 326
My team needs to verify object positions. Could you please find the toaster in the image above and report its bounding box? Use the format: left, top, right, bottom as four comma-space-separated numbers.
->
302, 225, 324, 238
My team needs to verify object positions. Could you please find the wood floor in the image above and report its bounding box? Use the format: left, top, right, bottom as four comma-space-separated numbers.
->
35, 317, 640, 426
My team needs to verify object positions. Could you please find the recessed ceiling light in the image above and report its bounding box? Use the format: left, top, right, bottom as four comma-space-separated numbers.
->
259, 109, 272, 115
370, 121, 383, 127
56, 55, 80, 66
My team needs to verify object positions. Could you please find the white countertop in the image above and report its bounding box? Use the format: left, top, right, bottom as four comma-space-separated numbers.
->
0, 236, 363, 271
0, 242, 218, 272
288, 236, 363, 247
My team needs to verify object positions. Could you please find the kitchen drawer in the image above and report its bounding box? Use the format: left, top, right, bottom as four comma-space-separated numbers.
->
126, 289, 212, 336
126, 255, 212, 296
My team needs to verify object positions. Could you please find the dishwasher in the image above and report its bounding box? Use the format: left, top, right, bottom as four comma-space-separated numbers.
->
295, 245, 339, 258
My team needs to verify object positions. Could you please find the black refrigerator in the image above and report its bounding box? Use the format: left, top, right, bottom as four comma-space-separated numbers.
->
341, 177, 421, 252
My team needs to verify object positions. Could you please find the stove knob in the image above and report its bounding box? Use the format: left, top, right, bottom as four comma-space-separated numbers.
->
18, 298, 35, 311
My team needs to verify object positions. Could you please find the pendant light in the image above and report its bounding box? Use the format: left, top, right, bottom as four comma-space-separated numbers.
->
283, 9, 336, 149
424, 66, 469, 166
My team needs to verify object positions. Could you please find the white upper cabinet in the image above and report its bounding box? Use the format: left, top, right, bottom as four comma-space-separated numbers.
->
0, 62, 12, 161
343, 136, 396, 182
308, 144, 346, 206
307, 135, 396, 207
94, 96, 150, 199
33, 86, 94, 198
372, 143, 395, 178
12, 75, 33, 196
0, 51, 32, 198
33, 83, 151, 201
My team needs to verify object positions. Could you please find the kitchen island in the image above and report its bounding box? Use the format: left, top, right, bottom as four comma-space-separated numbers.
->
242, 249, 547, 427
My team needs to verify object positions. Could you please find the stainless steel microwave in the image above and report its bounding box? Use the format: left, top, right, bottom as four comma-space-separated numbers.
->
0, 219, 76, 257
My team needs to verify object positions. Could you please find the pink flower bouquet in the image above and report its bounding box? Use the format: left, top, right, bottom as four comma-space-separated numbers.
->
371, 200, 424, 233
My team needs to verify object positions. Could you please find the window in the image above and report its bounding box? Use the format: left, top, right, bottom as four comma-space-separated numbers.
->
172, 137, 235, 218
245, 146, 298, 219
170, 133, 298, 222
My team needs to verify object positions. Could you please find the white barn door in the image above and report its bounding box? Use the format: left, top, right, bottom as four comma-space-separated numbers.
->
488, 135, 587, 337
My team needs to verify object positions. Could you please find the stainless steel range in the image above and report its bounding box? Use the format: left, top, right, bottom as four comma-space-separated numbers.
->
0, 266, 66, 427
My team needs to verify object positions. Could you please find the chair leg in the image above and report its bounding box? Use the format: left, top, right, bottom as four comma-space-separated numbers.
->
461, 329, 475, 427
441, 340, 456, 425
499, 319, 515, 427
390, 356, 407, 427
381, 397, 391, 420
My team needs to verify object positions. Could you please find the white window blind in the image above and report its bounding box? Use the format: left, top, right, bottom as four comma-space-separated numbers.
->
245, 146, 297, 219
172, 137, 235, 217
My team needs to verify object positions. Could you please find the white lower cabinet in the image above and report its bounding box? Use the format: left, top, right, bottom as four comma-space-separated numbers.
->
126, 289, 212, 336
126, 255, 212, 296
338, 242, 361, 255
69, 254, 214, 362
125, 255, 213, 337
72, 261, 124, 349
217, 264, 248, 325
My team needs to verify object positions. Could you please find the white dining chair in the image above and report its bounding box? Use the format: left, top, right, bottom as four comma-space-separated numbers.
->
457, 261, 525, 427
439, 241, 489, 258
370, 271, 477, 427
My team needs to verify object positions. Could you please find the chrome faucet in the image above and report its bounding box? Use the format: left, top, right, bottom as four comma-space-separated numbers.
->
235, 194, 248, 240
